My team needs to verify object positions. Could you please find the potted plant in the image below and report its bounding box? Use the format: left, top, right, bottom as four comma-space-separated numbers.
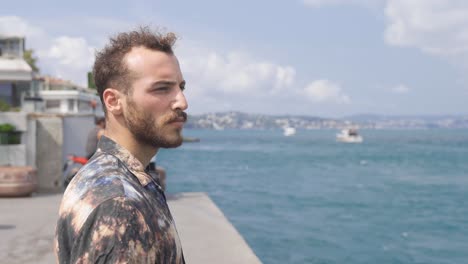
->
0, 123, 21, 145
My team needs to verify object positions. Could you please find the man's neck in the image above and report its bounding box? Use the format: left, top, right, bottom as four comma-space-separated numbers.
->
104, 128, 158, 168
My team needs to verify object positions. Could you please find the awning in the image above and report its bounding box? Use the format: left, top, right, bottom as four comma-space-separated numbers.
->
0, 58, 32, 81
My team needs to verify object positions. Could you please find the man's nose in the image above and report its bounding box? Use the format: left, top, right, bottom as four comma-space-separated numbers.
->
172, 89, 188, 111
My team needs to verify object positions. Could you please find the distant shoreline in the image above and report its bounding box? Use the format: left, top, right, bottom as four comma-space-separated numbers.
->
185, 112, 468, 130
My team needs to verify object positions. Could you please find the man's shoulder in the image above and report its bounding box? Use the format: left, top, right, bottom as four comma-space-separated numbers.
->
59, 153, 145, 225
80, 151, 135, 178
69, 154, 141, 198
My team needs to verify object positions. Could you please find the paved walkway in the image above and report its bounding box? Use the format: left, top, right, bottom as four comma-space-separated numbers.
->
169, 193, 262, 264
0, 192, 261, 264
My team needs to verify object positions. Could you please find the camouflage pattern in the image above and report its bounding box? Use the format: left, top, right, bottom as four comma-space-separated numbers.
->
55, 136, 185, 263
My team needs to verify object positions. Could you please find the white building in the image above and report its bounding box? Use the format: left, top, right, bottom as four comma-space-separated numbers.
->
40, 90, 103, 115
36, 76, 103, 115
0, 35, 103, 115
0, 35, 33, 107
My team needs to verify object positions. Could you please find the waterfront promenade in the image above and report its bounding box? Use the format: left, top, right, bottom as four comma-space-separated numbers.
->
0, 192, 261, 264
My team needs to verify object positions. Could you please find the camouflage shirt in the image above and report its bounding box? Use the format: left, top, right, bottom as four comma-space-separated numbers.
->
55, 136, 185, 264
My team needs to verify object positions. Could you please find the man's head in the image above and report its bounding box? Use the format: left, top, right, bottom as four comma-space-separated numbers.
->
93, 27, 188, 149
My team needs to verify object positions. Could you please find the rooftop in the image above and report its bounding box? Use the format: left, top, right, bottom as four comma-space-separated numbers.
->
0, 58, 31, 72
0, 58, 32, 81
0, 35, 25, 40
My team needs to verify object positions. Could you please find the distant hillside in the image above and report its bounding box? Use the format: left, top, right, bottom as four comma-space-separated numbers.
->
344, 114, 468, 122
342, 114, 468, 129
186, 111, 328, 129
185, 111, 468, 129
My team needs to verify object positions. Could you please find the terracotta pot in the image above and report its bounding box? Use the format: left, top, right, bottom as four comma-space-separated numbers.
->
0, 166, 38, 197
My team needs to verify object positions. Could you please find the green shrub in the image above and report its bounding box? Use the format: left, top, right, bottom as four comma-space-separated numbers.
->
0, 123, 15, 132
0, 123, 20, 145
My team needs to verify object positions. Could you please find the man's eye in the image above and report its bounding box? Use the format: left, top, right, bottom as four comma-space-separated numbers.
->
154, 87, 169, 92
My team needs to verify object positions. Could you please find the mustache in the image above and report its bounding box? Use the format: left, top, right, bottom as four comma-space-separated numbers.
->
167, 110, 187, 123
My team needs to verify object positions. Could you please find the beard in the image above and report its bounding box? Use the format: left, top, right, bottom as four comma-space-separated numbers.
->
123, 98, 187, 148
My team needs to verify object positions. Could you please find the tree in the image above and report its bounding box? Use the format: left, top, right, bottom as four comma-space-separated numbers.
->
23, 49, 39, 73
87, 71, 96, 89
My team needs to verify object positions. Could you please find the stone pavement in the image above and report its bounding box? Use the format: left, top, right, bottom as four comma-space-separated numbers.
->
0, 192, 261, 264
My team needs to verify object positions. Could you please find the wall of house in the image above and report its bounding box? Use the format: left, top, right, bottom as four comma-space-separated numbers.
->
0, 112, 99, 192
35, 116, 63, 192
62, 115, 95, 160
0, 145, 26, 166
34, 114, 94, 191
0, 81, 32, 107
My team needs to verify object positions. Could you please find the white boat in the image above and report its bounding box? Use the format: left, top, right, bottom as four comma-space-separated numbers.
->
283, 127, 296, 136
212, 122, 224, 130
336, 128, 363, 143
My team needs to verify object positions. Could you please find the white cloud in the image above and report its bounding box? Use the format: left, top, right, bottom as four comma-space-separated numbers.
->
0, 16, 96, 86
175, 42, 299, 114
0, 16, 299, 114
0, 16, 44, 39
303, 79, 350, 103
384, 0, 468, 56
47, 37, 94, 67
178, 48, 296, 96
303, 0, 468, 57
0, 16, 50, 53
391, 84, 410, 94
37, 36, 95, 84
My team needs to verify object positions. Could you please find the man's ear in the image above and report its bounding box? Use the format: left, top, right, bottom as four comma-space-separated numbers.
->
103, 88, 124, 115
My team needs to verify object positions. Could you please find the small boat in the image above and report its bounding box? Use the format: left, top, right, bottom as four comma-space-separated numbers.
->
283, 126, 296, 137
336, 128, 363, 143
183, 136, 200, 143
212, 122, 224, 131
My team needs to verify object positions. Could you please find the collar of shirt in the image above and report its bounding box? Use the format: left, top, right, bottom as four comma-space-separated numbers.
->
96, 135, 153, 187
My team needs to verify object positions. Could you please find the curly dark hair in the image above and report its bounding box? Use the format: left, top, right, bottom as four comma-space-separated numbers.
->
93, 26, 178, 113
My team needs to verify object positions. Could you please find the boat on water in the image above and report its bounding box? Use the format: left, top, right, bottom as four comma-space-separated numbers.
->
336, 128, 363, 143
283, 127, 296, 136
183, 136, 200, 143
212, 122, 224, 131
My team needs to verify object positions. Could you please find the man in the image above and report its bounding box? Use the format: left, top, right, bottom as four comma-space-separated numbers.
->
85, 116, 106, 159
55, 27, 188, 263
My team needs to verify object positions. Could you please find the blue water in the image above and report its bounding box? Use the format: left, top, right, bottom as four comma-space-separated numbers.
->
157, 129, 468, 264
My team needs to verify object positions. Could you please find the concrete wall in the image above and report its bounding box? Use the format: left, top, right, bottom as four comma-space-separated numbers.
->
0, 112, 96, 192
35, 115, 94, 192
62, 115, 94, 160
0, 144, 26, 166
0, 112, 28, 131
35, 116, 63, 192
26, 116, 37, 167
34, 114, 94, 191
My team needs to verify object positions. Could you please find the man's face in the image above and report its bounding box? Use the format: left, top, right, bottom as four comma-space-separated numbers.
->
122, 47, 188, 148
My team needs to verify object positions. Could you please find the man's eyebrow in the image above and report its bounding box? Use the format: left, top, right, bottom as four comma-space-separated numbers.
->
152, 80, 177, 86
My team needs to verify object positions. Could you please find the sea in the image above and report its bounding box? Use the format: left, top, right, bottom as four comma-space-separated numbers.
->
156, 129, 468, 264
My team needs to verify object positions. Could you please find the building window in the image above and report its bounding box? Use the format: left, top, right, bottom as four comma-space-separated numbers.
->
45, 100, 60, 108
68, 99, 74, 112
0, 39, 21, 57
78, 100, 90, 112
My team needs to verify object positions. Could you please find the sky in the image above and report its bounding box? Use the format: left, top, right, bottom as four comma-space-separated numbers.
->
1, 0, 468, 117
